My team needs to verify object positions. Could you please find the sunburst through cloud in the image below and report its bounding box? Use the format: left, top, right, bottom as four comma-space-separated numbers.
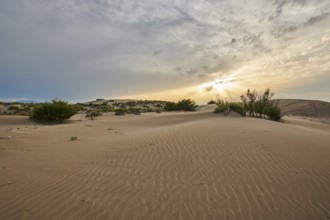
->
0, 0, 329, 102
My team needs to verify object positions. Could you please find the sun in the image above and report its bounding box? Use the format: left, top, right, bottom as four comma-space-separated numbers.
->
198, 78, 235, 94
213, 79, 228, 93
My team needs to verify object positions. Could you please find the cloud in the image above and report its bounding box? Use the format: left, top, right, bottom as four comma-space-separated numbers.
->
0, 0, 330, 102
153, 50, 163, 55
305, 12, 330, 26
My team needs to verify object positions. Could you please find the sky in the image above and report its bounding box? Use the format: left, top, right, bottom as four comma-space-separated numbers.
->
0, 0, 329, 103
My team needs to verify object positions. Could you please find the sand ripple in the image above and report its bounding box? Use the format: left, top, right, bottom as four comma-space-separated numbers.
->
0, 114, 330, 219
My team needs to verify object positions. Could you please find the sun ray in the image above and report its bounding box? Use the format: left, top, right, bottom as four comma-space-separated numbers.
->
196, 73, 240, 100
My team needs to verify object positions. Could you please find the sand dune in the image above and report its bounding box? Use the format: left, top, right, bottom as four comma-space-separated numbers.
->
278, 99, 330, 118
278, 99, 330, 131
0, 110, 330, 220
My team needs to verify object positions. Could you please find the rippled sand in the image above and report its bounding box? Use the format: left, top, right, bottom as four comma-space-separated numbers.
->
0, 111, 330, 220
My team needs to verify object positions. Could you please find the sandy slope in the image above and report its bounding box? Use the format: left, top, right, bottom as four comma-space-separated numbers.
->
0, 113, 330, 220
278, 99, 330, 131
278, 99, 330, 118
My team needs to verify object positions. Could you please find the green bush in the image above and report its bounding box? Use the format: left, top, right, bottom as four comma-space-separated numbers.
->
164, 99, 197, 111
254, 100, 264, 118
69, 136, 78, 141
208, 100, 216, 104
264, 105, 282, 121
85, 110, 102, 120
127, 107, 141, 115
239, 88, 281, 121
228, 102, 246, 116
213, 88, 280, 121
126, 101, 137, 107
8, 105, 19, 110
214, 100, 226, 113
23, 105, 32, 112
176, 99, 197, 111
164, 102, 177, 111
214, 100, 230, 115
30, 99, 76, 122
114, 108, 126, 116
100, 106, 114, 112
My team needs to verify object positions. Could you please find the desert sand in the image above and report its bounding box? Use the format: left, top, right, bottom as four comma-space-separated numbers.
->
1, 103, 330, 220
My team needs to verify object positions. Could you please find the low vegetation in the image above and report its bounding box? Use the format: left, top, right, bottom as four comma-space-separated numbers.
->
2, 93, 281, 122
85, 110, 102, 120
126, 107, 141, 115
214, 88, 282, 121
30, 99, 76, 122
207, 100, 216, 104
228, 102, 246, 116
0, 102, 33, 116
214, 100, 230, 115
69, 136, 78, 141
164, 99, 197, 111
114, 108, 126, 116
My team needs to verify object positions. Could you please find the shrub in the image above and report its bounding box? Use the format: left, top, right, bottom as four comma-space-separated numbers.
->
164, 102, 177, 111
254, 88, 275, 118
214, 100, 230, 115
114, 108, 126, 116
85, 110, 101, 120
240, 89, 258, 117
228, 102, 246, 116
69, 136, 78, 141
176, 99, 197, 111
8, 105, 19, 110
264, 105, 282, 121
164, 99, 197, 111
126, 101, 137, 107
74, 105, 85, 113
208, 100, 216, 104
213, 88, 280, 121
214, 100, 226, 113
30, 99, 76, 122
127, 108, 141, 115
100, 106, 114, 112
22, 105, 32, 112
239, 88, 281, 121
120, 104, 127, 108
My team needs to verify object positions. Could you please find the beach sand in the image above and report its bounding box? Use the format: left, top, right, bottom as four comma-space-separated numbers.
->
0, 106, 330, 219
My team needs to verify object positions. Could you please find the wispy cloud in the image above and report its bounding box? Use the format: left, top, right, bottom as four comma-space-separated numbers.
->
0, 0, 329, 102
